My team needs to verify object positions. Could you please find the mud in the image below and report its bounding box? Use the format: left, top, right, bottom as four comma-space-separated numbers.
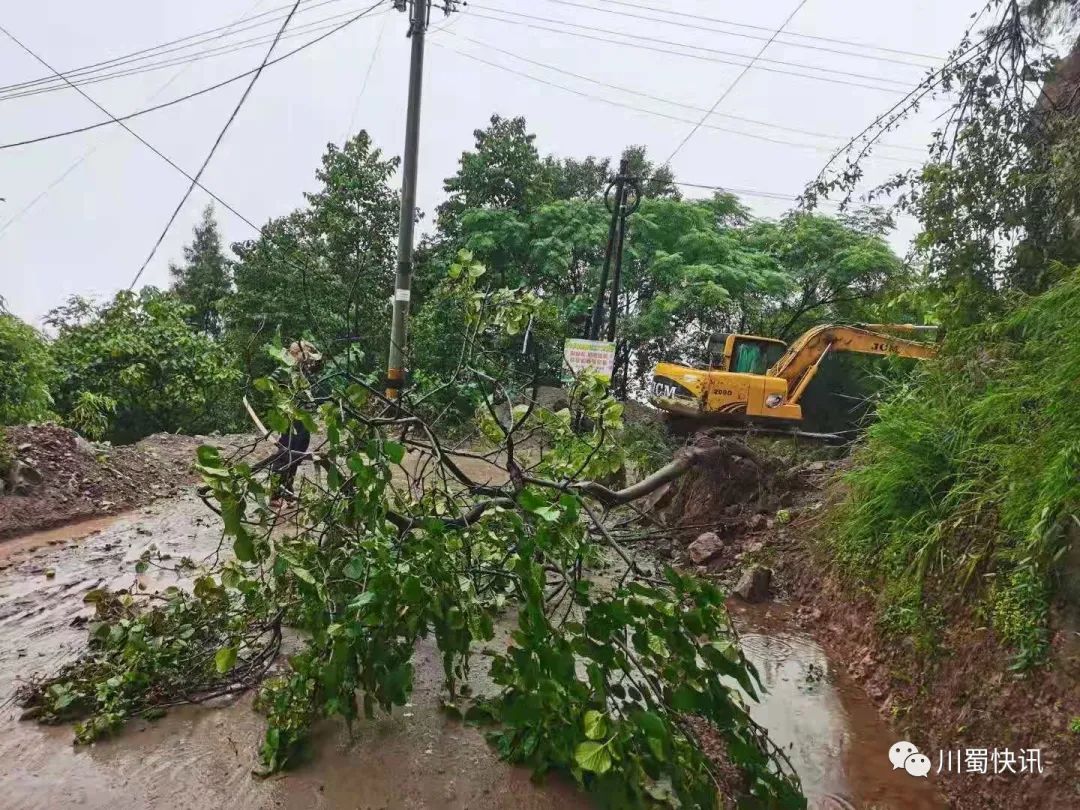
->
0, 491, 588, 810
0, 425, 260, 540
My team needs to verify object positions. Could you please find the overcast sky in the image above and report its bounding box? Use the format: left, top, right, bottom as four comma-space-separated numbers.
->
1, 0, 982, 326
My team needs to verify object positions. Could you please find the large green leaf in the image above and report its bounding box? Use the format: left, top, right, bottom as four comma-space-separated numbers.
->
573, 740, 612, 774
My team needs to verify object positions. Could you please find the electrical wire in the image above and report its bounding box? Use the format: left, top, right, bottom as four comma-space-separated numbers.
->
436, 28, 924, 155
128, 0, 306, 288
519, 0, 935, 68
0, 0, 278, 241
665, 0, 810, 163
0, 4, 390, 103
0, 0, 360, 97
0, 6, 382, 153
464, 4, 915, 91
673, 179, 836, 204
558, 0, 942, 61
342, 9, 390, 142
431, 40, 919, 164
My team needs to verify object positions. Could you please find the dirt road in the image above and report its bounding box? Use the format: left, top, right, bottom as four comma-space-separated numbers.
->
0, 492, 587, 810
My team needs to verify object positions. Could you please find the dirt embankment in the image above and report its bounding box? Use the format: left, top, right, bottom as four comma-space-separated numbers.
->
0, 425, 251, 540
659, 435, 1080, 809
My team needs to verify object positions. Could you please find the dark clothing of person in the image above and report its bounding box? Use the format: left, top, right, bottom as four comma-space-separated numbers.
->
270, 419, 310, 499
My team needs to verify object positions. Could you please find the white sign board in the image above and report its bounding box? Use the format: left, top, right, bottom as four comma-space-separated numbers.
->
563, 339, 616, 383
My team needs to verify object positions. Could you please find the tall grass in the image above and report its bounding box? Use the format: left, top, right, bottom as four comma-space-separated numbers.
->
829, 267, 1080, 666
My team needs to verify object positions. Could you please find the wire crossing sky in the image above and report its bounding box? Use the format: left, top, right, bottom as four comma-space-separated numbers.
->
0, 0, 982, 325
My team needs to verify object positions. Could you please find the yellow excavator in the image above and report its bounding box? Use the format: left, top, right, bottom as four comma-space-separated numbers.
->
649, 324, 938, 425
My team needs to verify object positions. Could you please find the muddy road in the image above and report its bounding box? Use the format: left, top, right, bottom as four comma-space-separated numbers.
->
0, 494, 587, 810
0, 478, 944, 809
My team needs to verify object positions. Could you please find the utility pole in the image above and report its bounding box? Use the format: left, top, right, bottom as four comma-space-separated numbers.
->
385, 1, 451, 400
586, 159, 640, 342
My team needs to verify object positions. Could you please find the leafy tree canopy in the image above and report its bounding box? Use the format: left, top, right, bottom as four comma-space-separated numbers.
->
47, 289, 241, 442
228, 132, 400, 375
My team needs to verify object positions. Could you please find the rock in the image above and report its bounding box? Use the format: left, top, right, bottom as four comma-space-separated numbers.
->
745, 540, 765, 554
806, 461, 828, 473
74, 436, 97, 458
734, 566, 772, 602
747, 514, 766, 530
688, 531, 725, 564
6, 459, 44, 495
16, 443, 32, 452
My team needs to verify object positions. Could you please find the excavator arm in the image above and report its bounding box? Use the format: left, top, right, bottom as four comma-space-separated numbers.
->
769, 324, 938, 405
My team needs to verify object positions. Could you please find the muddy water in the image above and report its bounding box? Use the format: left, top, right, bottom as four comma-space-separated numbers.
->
0, 493, 588, 810
731, 602, 945, 810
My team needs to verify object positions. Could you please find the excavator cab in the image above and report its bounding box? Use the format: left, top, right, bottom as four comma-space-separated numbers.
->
708, 333, 787, 375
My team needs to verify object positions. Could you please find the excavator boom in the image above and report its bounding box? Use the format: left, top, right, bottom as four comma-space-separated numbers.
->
649, 323, 938, 426
770, 324, 938, 405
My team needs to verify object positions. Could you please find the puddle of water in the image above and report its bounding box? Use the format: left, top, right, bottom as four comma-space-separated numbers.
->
0, 515, 123, 561
731, 601, 945, 810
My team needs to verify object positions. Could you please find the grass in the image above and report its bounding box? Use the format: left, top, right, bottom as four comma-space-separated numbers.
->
827, 266, 1080, 667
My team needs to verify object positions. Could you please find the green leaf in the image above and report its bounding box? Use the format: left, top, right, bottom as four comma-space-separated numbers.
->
215, 646, 237, 673
350, 591, 376, 610
291, 567, 316, 585
196, 445, 221, 466
402, 575, 423, 604
533, 506, 560, 522
343, 555, 365, 580
573, 740, 612, 774
233, 531, 255, 562
384, 441, 405, 464
583, 710, 606, 741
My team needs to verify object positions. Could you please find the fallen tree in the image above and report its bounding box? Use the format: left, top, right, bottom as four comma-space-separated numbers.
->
17, 254, 804, 809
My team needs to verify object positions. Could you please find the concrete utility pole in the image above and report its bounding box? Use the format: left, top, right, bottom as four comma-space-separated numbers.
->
385, 0, 442, 400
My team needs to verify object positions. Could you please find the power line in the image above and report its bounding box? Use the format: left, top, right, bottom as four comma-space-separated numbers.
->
431, 40, 919, 164
465, 4, 913, 91
566, 0, 942, 61
342, 9, 390, 141
522, 0, 934, 69
437, 28, 924, 155
0, 24, 254, 227
0, 0, 358, 97
0, 4, 390, 103
673, 179, 835, 205
129, 0, 307, 288
0, 0, 279, 241
0, 7, 381, 153
666, 0, 811, 164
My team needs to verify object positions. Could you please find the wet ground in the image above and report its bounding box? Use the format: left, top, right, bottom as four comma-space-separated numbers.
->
0, 481, 943, 810
0, 494, 587, 810
731, 602, 944, 810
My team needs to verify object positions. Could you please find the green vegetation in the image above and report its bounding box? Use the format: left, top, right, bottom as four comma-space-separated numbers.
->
22, 260, 805, 808
47, 290, 241, 443
830, 271, 1080, 664
822, 0, 1080, 667
0, 310, 55, 425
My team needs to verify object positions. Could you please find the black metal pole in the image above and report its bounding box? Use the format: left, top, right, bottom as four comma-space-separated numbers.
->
588, 177, 623, 341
